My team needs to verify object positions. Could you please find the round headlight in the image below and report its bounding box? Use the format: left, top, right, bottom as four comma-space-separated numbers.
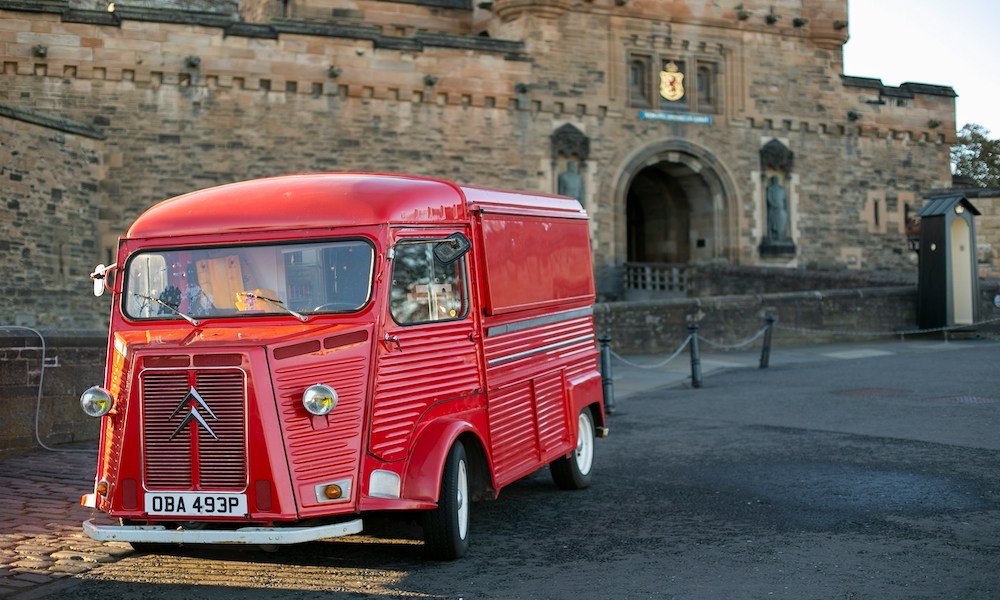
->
80, 386, 114, 417
302, 384, 338, 416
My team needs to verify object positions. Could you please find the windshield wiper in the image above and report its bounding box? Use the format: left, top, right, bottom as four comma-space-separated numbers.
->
237, 292, 309, 323
132, 293, 200, 326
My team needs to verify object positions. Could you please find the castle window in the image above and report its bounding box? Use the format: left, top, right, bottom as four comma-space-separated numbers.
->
629, 55, 651, 107
626, 49, 722, 114
697, 63, 718, 114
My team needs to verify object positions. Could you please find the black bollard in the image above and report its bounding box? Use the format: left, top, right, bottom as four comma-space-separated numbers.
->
598, 334, 616, 414
759, 315, 775, 369
687, 322, 702, 388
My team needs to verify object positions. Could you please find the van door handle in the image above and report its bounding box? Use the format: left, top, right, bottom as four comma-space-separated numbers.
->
382, 334, 402, 351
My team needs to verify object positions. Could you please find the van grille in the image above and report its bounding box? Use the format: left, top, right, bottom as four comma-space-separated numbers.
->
141, 368, 247, 491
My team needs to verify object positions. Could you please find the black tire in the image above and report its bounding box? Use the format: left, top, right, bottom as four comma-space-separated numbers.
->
421, 441, 470, 560
550, 409, 595, 490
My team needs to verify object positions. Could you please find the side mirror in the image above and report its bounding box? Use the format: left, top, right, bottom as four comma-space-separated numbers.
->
91, 263, 116, 297
433, 233, 472, 265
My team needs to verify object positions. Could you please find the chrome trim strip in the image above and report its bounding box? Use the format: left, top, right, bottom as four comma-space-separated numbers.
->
487, 334, 595, 367
485, 306, 593, 337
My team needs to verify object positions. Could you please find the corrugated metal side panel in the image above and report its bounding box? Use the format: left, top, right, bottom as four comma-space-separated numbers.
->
271, 347, 369, 501
370, 321, 480, 462
533, 371, 569, 460
487, 381, 540, 479
484, 315, 596, 384
483, 313, 599, 480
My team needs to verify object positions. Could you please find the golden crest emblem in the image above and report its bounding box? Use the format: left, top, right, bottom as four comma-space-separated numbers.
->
659, 62, 685, 102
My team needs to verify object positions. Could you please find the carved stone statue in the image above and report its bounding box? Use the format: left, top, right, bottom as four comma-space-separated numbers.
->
766, 175, 789, 242
557, 160, 584, 205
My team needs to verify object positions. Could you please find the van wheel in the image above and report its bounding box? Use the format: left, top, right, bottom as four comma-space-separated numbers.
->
422, 441, 470, 560
550, 409, 595, 490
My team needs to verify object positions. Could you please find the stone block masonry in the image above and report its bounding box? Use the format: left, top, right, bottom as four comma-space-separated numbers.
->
0, 0, 966, 329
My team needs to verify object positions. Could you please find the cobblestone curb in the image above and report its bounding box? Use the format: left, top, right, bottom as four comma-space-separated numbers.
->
0, 448, 129, 598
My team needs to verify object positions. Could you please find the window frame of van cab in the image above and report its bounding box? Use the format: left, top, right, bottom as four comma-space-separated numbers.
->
119, 237, 377, 322
388, 236, 472, 327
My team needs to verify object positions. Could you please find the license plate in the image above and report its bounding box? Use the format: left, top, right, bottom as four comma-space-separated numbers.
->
144, 492, 248, 517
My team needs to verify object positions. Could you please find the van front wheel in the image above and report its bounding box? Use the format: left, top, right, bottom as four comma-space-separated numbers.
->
550, 409, 595, 490
422, 440, 470, 560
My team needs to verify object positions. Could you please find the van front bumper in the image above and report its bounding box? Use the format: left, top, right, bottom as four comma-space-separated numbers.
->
82, 518, 364, 545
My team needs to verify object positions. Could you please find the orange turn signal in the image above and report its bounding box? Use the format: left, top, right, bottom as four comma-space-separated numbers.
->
96, 480, 109, 496
323, 484, 343, 500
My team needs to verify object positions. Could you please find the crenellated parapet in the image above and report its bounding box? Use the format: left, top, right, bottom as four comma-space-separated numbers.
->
0, 0, 535, 111
2, 0, 947, 145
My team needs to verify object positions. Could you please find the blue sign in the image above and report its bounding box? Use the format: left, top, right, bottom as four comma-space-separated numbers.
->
639, 111, 713, 125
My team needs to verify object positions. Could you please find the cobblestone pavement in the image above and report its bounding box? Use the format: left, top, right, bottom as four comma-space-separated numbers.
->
0, 447, 128, 598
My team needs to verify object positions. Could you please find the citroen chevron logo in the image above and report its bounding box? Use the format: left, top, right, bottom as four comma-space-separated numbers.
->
169, 386, 219, 441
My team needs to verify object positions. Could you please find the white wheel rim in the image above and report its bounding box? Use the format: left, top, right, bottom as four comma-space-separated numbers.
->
456, 459, 469, 540
575, 412, 594, 476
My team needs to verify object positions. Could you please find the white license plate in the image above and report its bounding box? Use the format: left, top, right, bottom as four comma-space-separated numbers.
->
144, 492, 248, 517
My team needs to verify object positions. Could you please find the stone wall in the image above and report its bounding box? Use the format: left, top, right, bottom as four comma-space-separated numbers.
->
595, 280, 1000, 354
958, 189, 1000, 277
686, 264, 916, 298
0, 0, 963, 328
0, 329, 106, 458
0, 107, 107, 329
594, 287, 919, 354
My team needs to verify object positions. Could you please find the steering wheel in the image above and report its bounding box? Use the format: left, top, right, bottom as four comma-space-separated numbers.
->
313, 301, 360, 312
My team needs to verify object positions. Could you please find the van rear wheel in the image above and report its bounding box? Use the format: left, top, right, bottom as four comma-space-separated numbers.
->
550, 409, 595, 490
422, 440, 470, 560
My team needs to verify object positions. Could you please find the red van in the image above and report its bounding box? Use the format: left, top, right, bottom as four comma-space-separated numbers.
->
80, 172, 607, 559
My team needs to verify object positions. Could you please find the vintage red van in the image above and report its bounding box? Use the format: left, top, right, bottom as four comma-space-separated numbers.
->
80, 172, 607, 559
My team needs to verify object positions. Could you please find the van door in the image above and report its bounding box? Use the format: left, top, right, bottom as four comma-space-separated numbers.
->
368, 232, 483, 463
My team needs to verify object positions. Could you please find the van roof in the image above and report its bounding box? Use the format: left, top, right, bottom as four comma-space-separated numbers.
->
126, 172, 586, 239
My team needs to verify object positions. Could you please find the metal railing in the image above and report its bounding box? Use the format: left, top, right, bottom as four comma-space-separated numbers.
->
623, 262, 688, 297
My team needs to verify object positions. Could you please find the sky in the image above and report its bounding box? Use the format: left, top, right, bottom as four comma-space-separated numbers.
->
843, 0, 1000, 137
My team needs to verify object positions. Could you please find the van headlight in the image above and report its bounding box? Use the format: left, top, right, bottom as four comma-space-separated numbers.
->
80, 386, 114, 417
302, 384, 338, 416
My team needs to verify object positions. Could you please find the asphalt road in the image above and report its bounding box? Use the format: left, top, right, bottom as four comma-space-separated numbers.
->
25, 340, 1000, 599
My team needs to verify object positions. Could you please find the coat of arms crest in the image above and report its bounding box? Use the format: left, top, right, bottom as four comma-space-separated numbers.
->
659, 61, 685, 102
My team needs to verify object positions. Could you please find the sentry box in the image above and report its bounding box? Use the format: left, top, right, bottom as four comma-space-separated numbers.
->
80, 173, 607, 559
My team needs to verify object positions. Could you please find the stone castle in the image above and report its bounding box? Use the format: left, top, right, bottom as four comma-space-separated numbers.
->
0, 0, 964, 329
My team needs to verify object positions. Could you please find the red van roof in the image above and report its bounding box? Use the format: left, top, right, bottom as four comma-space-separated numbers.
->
126, 173, 586, 240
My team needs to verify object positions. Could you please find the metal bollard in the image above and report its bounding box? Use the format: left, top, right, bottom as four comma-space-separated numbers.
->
598, 334, 616, 414
687, 322, 702, 388
759, 315, 775, 369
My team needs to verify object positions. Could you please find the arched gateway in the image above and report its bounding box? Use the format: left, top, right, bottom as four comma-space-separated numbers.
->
613, 141, 740, 300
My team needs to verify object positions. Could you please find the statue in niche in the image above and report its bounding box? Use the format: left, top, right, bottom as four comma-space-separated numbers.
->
766, 175, 789, 242
557, 160, 584, 206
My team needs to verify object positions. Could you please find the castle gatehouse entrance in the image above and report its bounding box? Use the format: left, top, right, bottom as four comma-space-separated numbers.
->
617, 142, 737, 300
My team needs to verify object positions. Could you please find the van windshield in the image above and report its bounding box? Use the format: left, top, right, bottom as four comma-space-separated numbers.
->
123, 240, 374, 321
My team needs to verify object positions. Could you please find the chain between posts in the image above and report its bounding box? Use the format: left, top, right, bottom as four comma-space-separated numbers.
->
772, 314, 1000, 338
597, 312, 1000, 402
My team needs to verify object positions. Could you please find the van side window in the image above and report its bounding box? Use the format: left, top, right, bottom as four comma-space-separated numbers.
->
390, 240, 469, 325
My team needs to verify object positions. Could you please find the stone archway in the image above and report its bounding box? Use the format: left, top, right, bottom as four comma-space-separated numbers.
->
611, 140, 739, 299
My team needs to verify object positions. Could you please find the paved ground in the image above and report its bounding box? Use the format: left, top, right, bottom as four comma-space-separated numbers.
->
0, 449, 127, 596
1, 334, 997, 598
